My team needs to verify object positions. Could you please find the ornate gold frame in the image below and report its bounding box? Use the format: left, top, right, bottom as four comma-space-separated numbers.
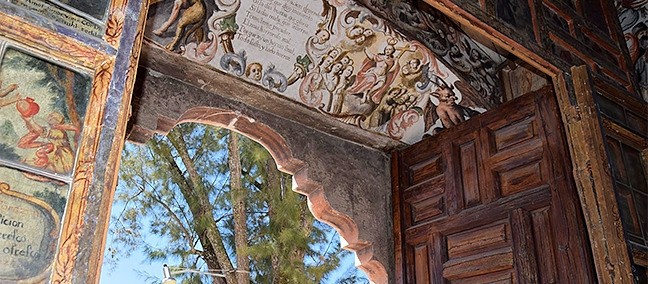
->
0, 0, 148, 282
0, 13, 113, 283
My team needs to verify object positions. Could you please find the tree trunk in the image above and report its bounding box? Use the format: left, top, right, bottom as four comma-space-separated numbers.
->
264, 157, 283, 283
294, 174, 312, 263
228, 132, 250, 284
64, 70, 80, 128
160, 132, 238, 284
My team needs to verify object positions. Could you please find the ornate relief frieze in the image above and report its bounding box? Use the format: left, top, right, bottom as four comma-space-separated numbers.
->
618, 2, 648, 102
145, 0, 502, 144
357, 0, 507, 106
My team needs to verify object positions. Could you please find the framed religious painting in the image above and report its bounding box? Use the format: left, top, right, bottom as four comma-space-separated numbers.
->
0, 7, 117, 283
1, 0, 129, 46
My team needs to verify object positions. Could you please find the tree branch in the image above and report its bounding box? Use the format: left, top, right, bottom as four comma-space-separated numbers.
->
165, 130, 238, 284
147, 190, 196, 252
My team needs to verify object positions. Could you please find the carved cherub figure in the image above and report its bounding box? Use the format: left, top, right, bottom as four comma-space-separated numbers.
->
245, 62, 263, 81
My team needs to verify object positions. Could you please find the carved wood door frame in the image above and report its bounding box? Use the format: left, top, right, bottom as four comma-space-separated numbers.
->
412, 1, 636, 282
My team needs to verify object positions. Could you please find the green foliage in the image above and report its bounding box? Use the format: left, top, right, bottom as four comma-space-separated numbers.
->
1, 47, 91, 123
0, 120, 16, 139
0, 142, 19, 161
107, 123, 363, 283
33, 189, 66, 217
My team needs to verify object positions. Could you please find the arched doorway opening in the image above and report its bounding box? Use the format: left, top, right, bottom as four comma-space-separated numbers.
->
103, 107, 389, 283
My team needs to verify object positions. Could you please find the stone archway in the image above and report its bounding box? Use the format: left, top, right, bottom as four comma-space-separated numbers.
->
134, 106, 389, 283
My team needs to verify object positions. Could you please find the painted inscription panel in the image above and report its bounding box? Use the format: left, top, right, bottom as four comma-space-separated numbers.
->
146, 0, 492, 144
53, 0, 110, 20
618, 2, 648, 102
6, 0, 109, 37
0, 45, 91, 178
0, 168, 66, 283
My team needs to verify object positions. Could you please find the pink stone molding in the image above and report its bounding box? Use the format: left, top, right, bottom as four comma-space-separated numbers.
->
151, 107, 389, 284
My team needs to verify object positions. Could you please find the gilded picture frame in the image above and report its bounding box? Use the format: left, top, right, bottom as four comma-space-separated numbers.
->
0, 8, 116, 283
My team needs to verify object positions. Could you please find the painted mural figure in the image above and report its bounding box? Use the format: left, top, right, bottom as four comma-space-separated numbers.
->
434, 86, 475, 128
343, 25, 376, 51
348, 39, 416, 104
368, 85, 417, 128
467, 48, 496, 93
142, 0, 497, 141
16, 100, 80, 176
330, 64, 355, 114
325, 62, 343, 92
301, 47, 352, 108
245, 62, 263, 81
0, 81, 19, 108
151, 0, 210, 51
421, 77, 480, 133
400, 58, 425, 88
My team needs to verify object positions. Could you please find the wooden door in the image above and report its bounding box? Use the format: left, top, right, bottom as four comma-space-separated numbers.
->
392, 87, 595, 283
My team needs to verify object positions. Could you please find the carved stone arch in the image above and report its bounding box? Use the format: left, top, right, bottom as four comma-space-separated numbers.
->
146, 106, 389, 284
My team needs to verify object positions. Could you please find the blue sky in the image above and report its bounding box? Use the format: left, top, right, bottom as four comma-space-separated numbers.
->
99, 138, 368, 284
99, 228, 365, 284
99, 247, 363, 284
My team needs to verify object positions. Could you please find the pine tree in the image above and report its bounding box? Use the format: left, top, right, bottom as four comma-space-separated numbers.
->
106, 123, 355, 283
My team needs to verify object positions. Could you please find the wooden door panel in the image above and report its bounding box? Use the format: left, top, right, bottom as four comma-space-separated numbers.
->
450, 269, 514, 284
394, 87, 595, 283
488, 116, 537, 153
529, 207, 558, 283
448, 128, 484, 213
446, 221, 510, 260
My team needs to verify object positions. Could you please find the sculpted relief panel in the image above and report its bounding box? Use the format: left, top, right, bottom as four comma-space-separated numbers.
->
146, 0, 502, 143
618, 2, 648, 102
356, 0, 507, 105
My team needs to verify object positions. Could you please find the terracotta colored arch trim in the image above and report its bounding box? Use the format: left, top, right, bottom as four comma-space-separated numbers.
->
150, 106, 389, 284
